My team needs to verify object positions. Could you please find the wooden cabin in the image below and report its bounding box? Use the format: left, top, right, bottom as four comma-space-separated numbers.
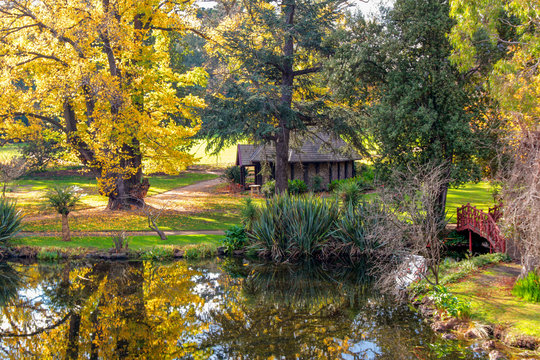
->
236, 133, 361, 189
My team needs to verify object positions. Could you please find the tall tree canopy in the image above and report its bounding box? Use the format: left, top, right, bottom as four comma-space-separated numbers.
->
449, 0, 540, 130
0, 0, 207, 209
200, 0, 353, 192
327, 0, 487, 218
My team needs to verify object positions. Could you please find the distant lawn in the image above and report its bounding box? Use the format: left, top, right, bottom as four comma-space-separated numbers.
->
446, 181, 497, 223
191, 140, 238, 166
14, 234, 222, 250
9, 172, 218, 214
0, 143, 23, 159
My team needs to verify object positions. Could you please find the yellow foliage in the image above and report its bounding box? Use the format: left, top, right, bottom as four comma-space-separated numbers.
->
0, 0, 207, 191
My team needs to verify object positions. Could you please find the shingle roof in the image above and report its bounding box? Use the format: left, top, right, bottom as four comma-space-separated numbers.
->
237, 144, 257, 166
236, 133, 361, 165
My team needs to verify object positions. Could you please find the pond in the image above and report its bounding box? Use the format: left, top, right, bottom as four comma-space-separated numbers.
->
0, 259, 487, 359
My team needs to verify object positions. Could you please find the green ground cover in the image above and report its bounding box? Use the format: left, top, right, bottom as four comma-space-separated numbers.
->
8, 172, 218, 214
447, 263, 540, 338
0, 141, 239, 167
446, 181, 496, 218
14, 234, 221, 250
22, 209, 241, 232
191, 141, 238, 166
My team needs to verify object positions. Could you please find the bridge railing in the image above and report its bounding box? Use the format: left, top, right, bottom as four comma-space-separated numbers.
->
456, 203, 505, 253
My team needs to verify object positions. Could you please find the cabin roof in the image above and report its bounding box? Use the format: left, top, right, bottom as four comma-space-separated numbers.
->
236, 133, 361, 166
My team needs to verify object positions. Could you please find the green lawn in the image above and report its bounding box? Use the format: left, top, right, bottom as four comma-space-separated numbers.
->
190, 140, 238, 166
14, 234, 222, 250
1, 141, 239, 167
446, 181, 496, 221
447, 263, 540, 338
9, 172, 218, 214
22, 209, 241, 232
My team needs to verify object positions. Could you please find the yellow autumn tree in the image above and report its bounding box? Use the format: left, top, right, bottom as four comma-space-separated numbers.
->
0, 0, 207, 209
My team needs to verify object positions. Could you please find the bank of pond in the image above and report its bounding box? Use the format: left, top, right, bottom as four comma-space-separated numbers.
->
0, 258, 494, 359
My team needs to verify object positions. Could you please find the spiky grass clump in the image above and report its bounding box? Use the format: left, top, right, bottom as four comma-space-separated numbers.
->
0, 197, 23, 247
513, 271, 540, 303
249, 193, 338, 261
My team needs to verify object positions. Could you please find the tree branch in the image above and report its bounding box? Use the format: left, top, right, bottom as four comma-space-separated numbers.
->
292, 66, 322, 77
10, 112, 64, 131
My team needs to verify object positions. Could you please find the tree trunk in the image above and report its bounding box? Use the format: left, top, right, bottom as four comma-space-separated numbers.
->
275, 0, 295, 193
275, 130, 290, 193
62, 213, 71, 241
66, 312, 82, 360
436, 181, 449, 223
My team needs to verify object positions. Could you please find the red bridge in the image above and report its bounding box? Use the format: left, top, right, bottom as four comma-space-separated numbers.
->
456, 203, 506, 253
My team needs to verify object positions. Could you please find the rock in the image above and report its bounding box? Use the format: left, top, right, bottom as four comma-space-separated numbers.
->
482, 340, 496, 351
464, 329, 479, 339
431, 318, 460, 332
419, 305, 435, 318
233, 249, 245, 257
110, 253, 128, 260
217, 247, 226, 256
442, 333, 458, 340
488, 350, 507, 360
512, 336, 539, 350
173, 249, 184, 258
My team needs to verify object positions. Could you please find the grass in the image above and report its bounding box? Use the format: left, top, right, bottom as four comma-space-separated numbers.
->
190, 140, 238, 166
14, 234, 222, 250
7, 172, 218, 214
447, 263, 540, 338
446, 181, 497, 222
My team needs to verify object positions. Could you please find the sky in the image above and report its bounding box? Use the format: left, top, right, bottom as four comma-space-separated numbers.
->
198, 0, 393, 17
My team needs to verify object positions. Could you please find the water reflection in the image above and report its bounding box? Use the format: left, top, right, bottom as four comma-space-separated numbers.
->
0, 259, 486, 359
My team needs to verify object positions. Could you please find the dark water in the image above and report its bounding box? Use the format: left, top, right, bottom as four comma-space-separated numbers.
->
0, 259, 487, 359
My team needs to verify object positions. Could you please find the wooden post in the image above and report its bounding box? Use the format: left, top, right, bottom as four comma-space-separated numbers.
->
469, 230, 472, 254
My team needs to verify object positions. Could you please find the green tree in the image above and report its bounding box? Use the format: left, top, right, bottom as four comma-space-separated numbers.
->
327, 0, 486, 219
44, 186, 81, 242
200, 0, 353, 192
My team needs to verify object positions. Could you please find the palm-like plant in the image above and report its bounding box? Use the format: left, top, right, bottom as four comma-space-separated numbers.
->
45, 186, 81, 241
0, 197, 23, 247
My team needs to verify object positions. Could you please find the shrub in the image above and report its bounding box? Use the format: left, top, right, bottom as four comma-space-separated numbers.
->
333, 202, 387, 256
111, 232, 129, 253
328, 179, 341, 192
337, 180, 363, 208
430, 285, 471, 318
261, 180, 275, 198
288, 179, 307, 195
310, 175, 323, 192
240, 198, 257, 230
37, 249, 61, 261
221, 225, 248, 253
513, 271, 540, 303
0, 198, 23, 247
249, 193, 338, 260
139, 246, 175, 260
222, 166, 245, 185
22, 134, 64, 172
356, 163, 375, 187
184, 244, 217, 260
